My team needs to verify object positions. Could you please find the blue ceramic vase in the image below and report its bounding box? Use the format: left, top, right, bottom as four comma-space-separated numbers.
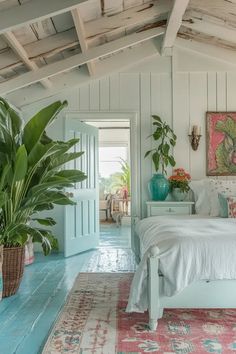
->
148, 173, 169, 201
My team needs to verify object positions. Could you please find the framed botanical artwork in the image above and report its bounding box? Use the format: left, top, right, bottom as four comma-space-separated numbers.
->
206, 112, 236, 176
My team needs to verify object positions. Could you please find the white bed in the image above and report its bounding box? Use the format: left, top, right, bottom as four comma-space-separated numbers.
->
126, 215, 236, 330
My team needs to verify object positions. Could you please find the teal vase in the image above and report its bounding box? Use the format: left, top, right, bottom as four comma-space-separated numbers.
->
148, 173, 169, 201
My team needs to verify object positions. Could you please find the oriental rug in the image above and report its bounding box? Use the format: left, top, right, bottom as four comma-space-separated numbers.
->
42, 273, 236, 354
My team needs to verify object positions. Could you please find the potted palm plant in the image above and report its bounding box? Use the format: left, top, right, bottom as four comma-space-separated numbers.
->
145, 115, 177, 201
0, 97, 86, 297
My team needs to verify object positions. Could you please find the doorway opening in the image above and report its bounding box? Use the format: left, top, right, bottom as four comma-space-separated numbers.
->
85, 120, 131, 248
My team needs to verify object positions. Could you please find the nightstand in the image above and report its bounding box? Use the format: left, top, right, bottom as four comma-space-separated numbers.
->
146, 201, 194, 217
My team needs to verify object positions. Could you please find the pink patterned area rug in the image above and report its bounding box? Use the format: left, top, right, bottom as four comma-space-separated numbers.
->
42, 273, 236, 354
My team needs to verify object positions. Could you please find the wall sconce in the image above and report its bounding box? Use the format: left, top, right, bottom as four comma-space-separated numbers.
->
188, 125, 202, 151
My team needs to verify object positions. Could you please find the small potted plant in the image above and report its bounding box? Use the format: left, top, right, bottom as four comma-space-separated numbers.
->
0, 97, 86, 297
145, 115, 177, 200
169, 168, 191, 201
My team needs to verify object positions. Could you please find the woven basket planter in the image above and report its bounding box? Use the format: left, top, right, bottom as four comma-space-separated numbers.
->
2, 246, 25, 297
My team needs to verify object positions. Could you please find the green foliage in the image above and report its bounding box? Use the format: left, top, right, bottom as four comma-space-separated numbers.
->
111, 158, 130, 195
0, 98, 86, 255
145, 115, 177, 175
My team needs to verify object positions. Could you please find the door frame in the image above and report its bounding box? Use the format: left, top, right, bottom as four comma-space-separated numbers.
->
65, 111, 141, 224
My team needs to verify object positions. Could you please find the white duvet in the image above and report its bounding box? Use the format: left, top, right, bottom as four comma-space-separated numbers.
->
126, 215, 236, 313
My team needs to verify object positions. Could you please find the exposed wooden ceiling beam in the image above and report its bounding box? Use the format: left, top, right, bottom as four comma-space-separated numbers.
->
188, 0, 236, 28
182, 12, 236, 44
161, 0, 190, 54
175, 37, 236, 67
72, 8, 95, 76
84, 0, 171, 43
0, 29, 79, 74
3, 32, 52, 89
178, 26, 236, 52
0, 27, 164, 95
0, 0, 87, 35
7, 38, 161, 107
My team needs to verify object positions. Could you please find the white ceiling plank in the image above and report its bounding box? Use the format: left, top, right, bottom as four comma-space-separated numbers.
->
0, 48, 20, 71
71, 8, 95, 76
188, 0, 236, 27
7, 38, 161, 107
0, 0, 87, 35
182, 13, 236, 44
84, 0, 171, 41
31, 19, 57, 40
0, 29, 79, 73
161, 0, 190, 54
78, 0, 101, 22
51, 12, 74, 33
26, 29, 79, 60
175, 37, 236, 67
3, 32, 52, 89
0, 26, 164, 95
178, 26, 236, 52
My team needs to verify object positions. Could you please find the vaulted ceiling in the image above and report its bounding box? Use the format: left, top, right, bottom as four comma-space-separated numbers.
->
0, 0, 235, 104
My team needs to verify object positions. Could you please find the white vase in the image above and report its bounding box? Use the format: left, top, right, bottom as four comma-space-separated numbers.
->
172, 188, 188, 201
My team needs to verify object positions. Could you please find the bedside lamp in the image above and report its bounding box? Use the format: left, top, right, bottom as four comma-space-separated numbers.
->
188, 125, 202, 151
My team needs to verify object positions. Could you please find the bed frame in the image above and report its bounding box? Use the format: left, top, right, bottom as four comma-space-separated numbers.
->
148, 245, 236, 330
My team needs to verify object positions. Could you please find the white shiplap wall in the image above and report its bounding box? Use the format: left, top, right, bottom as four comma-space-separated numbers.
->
21, 50, 236, 250
173, 71, 236, 179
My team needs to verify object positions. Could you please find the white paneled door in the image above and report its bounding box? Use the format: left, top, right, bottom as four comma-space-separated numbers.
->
64, 119, 99, 257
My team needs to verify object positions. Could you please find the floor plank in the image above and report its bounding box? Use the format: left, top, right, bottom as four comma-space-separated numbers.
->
0, 224, 136, 354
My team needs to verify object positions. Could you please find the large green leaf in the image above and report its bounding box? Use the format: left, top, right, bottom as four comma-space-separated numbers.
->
28, 141, 61, 166
27, 179, 73, 197
32, 217, 57, 226
0, 192, 7, 208
55, 170, 87, 183
34, 203, 54, 211
36, 191, 75, 206
13, 145, 28, 181
23, 100, 67, 152
152, 151, 160, 172
22, 190, 75, 210
0, 163, 11, 190
49, 151, 84, 170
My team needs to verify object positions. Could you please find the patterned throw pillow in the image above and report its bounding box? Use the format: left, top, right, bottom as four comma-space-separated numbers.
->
209, 179, 236, 217
218, 193, 229, 218
227, 196, 236, 218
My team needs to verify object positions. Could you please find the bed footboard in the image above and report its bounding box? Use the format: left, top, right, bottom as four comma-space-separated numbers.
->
148, 246, 162, 331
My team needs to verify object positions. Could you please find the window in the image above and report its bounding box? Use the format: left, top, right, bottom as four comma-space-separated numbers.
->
99, 146, 128, 178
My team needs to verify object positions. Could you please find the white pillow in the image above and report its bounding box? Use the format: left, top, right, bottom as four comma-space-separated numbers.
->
208, 179, 236, 217
189, 179, 211, 215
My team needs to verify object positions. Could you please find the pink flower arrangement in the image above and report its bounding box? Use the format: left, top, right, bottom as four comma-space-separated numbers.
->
169, 168, 191, 192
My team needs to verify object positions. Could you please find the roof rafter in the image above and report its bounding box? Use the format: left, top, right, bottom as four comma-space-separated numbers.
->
84, 0, 171, 44
72, 8, 95, 76
161, 0, 190, 55
0, 29, 79, 74
183, 10, 236, 44
8, 38, 161, 107
3, 32, 52, 89
175, 37, 236, 67
0, 27, 165, 95
0, 0, 87, 35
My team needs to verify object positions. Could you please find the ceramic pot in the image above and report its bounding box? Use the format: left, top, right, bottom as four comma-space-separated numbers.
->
148, 174, 169, 201
172, 188, 188, 201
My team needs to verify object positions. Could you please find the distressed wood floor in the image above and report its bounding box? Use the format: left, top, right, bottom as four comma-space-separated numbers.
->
0, 224, 136, 354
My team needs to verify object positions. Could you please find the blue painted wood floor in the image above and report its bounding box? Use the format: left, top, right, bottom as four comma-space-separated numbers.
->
0, 223, 136, 354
